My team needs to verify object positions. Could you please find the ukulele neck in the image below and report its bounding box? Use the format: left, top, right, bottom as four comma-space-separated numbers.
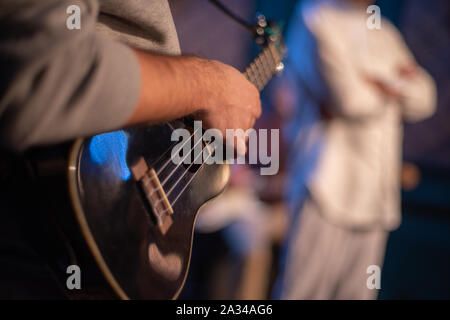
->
243, 42, 284, 91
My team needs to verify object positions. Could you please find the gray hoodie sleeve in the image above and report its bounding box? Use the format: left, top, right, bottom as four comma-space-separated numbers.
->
0, 0, 141, 152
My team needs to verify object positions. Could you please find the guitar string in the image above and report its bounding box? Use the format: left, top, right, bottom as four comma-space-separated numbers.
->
142, 126, 213, 209
158, 129, 204, 187
155, 127, 201, 176
134, 126, 204, 206
156, 144, 213, 214
170, 149, 213, 207
166, 141, 212, 198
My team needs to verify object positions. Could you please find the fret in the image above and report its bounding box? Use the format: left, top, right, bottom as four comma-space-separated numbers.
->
257, 49, 273, 88
245, 65, 253, 87
263, 48, 276, 76
243, 67, 253, 84
248, 57, 260, 89
250, 61, 263, 90
255, 59, 266, 89
244, 65, 257, 89
254, 56, 267, 88
259, 49, 273, 83
257, 54, 269, 85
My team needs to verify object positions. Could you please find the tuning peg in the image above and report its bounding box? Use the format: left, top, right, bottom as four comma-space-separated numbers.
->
256, 13, 267, 27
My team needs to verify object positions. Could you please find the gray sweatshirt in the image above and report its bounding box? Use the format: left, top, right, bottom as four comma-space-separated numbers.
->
0, 0, 180, 151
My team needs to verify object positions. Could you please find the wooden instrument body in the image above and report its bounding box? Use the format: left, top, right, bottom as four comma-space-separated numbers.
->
40, 123, 229, 299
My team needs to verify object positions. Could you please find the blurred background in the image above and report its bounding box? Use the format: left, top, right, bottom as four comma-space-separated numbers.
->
170, 0, 450, 299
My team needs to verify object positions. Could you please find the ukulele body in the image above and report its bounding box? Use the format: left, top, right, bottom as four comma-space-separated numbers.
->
40, 123, 229, 299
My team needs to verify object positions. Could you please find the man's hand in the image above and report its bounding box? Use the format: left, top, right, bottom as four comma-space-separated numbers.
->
127, 50, 261, 153
364, 76, 403, 99
195, 60, 261, 140
363, 64, 419, 100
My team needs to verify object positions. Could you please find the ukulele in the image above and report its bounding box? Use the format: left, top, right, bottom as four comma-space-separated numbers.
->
32, 15, 285, 299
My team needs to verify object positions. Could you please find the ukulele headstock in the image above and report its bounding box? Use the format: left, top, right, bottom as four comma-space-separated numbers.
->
252, 14, 286, 74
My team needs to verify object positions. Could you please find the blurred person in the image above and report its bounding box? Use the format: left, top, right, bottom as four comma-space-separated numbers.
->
0, 0, 261, 298
275, 0, 436, 299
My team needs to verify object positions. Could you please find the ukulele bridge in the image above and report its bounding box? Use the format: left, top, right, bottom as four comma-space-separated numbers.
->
131, 157, 173, 234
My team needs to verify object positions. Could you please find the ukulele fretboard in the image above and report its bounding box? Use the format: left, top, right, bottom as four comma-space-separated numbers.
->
243, 42, 283, 91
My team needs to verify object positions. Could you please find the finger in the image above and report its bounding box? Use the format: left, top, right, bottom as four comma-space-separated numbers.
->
235, 135, 247, 156
254, 100, 262, 118
248, 116, 256, 130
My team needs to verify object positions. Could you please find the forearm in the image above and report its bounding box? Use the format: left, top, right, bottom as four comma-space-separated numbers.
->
365, 65, 437, 122
316, 40, 387, 120
0, 0, 143, 151
127, 50, 215, 125
396, 66, 437, 122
